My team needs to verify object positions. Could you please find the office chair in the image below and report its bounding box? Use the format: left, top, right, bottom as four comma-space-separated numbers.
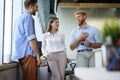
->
65, 62, 76, 80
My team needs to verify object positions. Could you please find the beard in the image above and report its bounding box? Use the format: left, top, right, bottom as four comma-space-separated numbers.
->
32, 10, 37, 15
32, 12, 36, 15
78, 19, 85, 26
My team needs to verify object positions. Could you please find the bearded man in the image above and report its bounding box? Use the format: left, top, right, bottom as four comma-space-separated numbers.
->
70, 10, 102, 67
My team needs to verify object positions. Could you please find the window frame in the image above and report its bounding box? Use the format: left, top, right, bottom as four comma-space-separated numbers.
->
0, 0, 5, 65
1, 0, 24, 64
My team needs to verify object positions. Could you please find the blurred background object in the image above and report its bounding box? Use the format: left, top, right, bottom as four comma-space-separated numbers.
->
101, 18, 120, 71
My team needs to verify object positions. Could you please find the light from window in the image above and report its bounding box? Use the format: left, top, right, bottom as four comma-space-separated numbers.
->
3, 0, 12, 63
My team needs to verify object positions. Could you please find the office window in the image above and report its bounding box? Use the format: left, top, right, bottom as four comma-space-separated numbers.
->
3, 0, 13, 63
0, 0, 5, 65
3, 0, 23, 63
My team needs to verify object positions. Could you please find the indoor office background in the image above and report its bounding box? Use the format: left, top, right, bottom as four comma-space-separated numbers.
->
0, 0, 120, 80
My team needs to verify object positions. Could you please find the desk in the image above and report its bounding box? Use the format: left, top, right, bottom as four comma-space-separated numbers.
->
74, 68, 120, 80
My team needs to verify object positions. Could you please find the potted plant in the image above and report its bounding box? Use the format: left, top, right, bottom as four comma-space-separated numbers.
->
101, 17, 120, 70
101, 17, 120, 46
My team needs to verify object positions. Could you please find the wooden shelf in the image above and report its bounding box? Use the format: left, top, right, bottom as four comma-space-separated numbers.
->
58, 3, 120, 8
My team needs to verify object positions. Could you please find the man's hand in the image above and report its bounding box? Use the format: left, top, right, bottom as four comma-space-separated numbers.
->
82, 41, 91, 47
78, 32, 89, 41
36, 55, 42, 67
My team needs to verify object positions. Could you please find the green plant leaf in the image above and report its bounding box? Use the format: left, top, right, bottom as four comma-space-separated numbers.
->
101, 17, 120, 46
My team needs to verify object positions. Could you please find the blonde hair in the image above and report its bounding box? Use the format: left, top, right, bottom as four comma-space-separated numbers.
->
74, 10, 87, 16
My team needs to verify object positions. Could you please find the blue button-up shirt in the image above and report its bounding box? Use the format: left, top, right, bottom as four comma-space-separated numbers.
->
12, 11, 36, 61
70, 24, 102, 51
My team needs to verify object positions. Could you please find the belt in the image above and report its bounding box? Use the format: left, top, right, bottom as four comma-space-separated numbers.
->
77, 49, 92, 52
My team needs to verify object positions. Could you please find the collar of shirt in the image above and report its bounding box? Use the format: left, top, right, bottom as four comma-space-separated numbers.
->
24, 11, 31, 15
47, 31, 59, 36
78, 24, 89, 30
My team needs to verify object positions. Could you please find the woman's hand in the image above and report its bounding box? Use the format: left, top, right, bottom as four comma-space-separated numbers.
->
67, 58, 71, 63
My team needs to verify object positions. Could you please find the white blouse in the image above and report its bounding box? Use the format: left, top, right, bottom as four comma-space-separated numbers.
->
42, 31, 66, 56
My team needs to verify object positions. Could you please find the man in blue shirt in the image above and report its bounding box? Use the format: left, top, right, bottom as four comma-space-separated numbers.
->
70, 10, 102, 67
12, 0, 42, 80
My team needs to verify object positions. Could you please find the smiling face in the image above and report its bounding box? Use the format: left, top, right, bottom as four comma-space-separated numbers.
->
74, 10, 87, 26
75, 13, 86, 26
51, 19, 59, 31
47, 17, 59, 32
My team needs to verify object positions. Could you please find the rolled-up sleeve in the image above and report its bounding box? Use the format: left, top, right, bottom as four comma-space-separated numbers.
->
27, 34, 36, 41
24, 15, 36, 41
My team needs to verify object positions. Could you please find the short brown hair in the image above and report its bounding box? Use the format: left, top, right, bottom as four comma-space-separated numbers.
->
24, 0, 37, 9
74, 10, 87, 16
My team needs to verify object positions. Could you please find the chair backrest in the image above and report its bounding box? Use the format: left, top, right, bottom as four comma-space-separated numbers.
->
70, 63, 76, 71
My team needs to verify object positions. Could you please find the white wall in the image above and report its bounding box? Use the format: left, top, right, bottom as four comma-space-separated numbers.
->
33, 13, 43, 41
57, 7, 116, 59
57, 8, 77, 59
